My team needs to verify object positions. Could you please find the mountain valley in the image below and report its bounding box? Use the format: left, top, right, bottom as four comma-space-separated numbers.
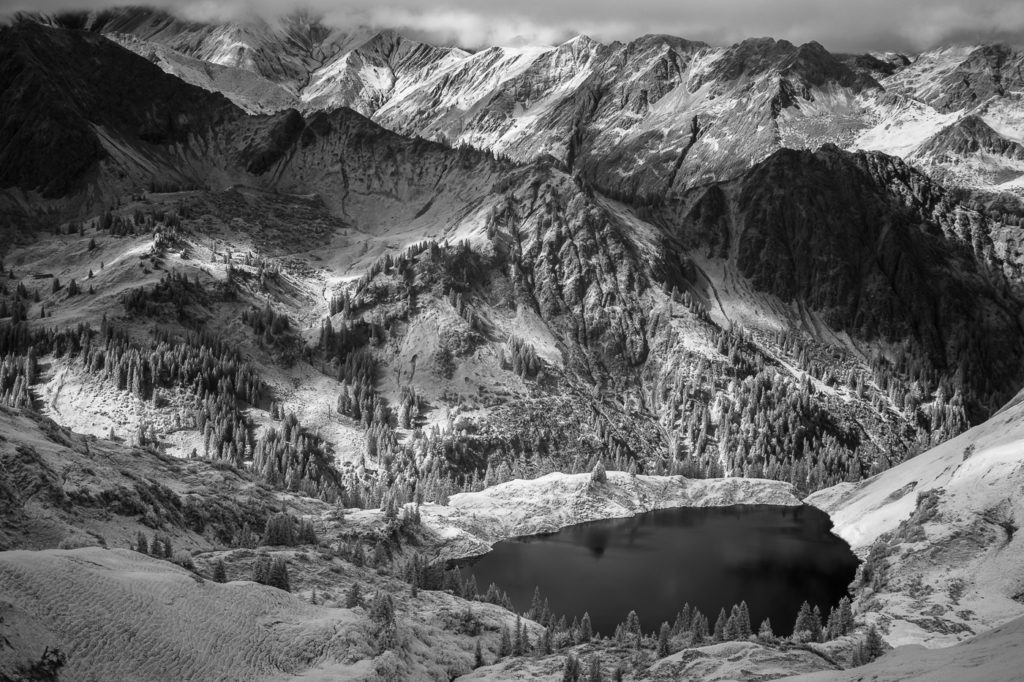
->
1, 7, 1024, 681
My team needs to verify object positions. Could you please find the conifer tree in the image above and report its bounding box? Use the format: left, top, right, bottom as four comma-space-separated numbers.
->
657, 622, 671, 657
499, 625, 512, 657
714, 608, 728, 641
838, 596, 855, 635
758, 618, 775, 642
253, 554, 271, 584
345, 581, 362, 608
864, 624, 884, 661
724, 606, 740, 640
213, 559, 227, 583
811, 605, 823, 642
529, 587, 544, 620
792, 601, 814, 642
691, 611, 709, 642
513, 615, 524, 655
262, 512, 296, 546
268, 558, 290, 592
561, 654, 580, 682
579, 612, 593, 642
737, 601, 752, 638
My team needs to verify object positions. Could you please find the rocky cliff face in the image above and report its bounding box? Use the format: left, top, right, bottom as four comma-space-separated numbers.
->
2, 21, 1022, 486
45, 8, 1024, 194
0, 20, 256, 211
660, 145, 1023, 421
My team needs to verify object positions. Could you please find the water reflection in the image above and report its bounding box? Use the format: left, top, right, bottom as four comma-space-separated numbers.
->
460, 504, 858, 636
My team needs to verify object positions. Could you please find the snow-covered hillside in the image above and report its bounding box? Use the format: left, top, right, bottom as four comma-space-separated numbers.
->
784, 614, 1024, 682
417, 471, 801, 560
808, 388, 1024, 647
53, 8, 1024, 195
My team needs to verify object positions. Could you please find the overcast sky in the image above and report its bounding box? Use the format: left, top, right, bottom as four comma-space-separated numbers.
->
3, 0, 1023, 53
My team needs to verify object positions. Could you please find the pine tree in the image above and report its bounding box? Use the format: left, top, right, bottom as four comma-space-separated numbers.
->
811, 605, 823, 642
213, 559, 227, 583
474, 638, 484, 668
529, 586, 544, 619
864, 624, 885, 661
737, 601, 752, 638
377, 620, 399, 652
561, 654, 580, 682
579, 612, 593, 642
758, 618, 774, 642
691, 611, 709, 642
792, 601, 814, 642
345, 581, 362, 608
625, 610, 640, 636
499, 625, 512, 657
657, 621, 671, 657
135, 531, 149, 555
588, 654, 603, 682
155, 533, 172, 558
714, 608, 728, 641
513, 615, 524, 655
262, 512, 296, 546
838, 596, 855, 635
724, 606, 740, 640
253, 554, 271, 584
268, 558, 290, 592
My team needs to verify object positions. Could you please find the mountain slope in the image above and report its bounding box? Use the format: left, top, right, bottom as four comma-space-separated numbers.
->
58, 9, 1024, 196
109, 32, 298, 114
0, 21, 1021, 521
808, 387, 1024, 647
57, 6, 371, 93
0, 20, 240, 201
785, 614, 1024, 682
663, 144, 1024, 422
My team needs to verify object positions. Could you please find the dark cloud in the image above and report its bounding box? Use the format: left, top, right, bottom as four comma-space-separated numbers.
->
2, 0, 1022, 53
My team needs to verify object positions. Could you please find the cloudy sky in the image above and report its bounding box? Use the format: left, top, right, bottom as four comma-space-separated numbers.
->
3, 0, 1023, 52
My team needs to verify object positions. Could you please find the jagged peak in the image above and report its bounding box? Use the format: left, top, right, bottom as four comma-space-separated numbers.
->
917, 114, 1024, 159
560, 33, 601, 48
626, 33, 709, 55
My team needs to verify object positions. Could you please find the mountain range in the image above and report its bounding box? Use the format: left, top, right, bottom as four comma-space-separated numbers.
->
1, 6, 1024, 680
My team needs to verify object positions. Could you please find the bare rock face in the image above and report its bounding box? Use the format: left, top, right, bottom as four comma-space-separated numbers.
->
38, 8, 1024, 196
927, 45, 1024, 114
0, 21, 238, 198
664, 145, 1024, 420
2, 21, 1023, 468
918, 115, 1024, 161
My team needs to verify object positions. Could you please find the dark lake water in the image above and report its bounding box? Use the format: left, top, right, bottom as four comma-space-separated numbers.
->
459, 505, 858, 636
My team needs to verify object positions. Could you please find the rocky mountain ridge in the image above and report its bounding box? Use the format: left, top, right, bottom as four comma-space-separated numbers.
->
0, 19, 1020, 491
0, 13, 1023, 682
34, 7, 1024, 197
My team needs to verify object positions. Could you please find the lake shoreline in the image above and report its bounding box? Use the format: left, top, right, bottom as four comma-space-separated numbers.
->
407, 471, 807, 563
